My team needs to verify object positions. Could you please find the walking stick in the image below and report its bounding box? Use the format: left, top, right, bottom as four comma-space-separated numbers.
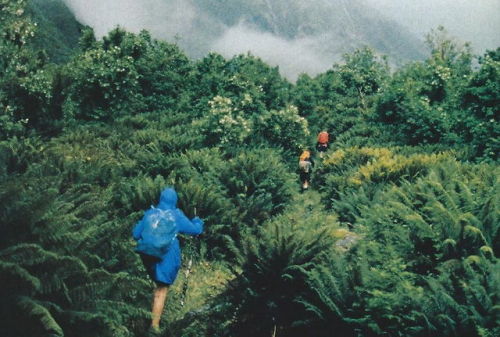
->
180, 259, 193, 307
180, 207, 197, 307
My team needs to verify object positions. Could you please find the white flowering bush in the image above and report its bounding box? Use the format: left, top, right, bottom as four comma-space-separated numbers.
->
0, 0, 56, 135
256, 104, 310, 151
65, 44, 140, 121
203, 95, 253, 146
0, 0, 36, 46
203, 96, 310, 152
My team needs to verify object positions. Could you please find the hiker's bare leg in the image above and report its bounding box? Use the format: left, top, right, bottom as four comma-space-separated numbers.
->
151, 285, 169, 329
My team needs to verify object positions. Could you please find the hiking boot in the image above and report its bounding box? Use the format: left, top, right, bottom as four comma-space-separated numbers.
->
147, 326, 161, 337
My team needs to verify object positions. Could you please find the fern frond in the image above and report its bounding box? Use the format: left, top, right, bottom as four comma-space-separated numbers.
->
17, 296, 64, 337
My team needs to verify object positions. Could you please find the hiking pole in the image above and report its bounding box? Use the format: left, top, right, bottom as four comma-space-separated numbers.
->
180, 207, 197, 307
180, 258, 193, 307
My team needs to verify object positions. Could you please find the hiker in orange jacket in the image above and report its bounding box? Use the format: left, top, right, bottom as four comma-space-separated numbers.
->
316, 131, 329, 158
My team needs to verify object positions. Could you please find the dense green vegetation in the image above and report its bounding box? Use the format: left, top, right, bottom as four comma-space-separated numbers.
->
0, 1, 498, 337
29, 0, 82, 63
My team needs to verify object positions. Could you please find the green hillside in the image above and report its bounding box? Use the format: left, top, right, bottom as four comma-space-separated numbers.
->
1, 2, 498, 337
28, 0, 82, 63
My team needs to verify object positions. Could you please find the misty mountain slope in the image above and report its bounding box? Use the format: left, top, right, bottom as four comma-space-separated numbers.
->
192, 0, 427, 63
28, 0, 83, 63
62, 0, 428, 78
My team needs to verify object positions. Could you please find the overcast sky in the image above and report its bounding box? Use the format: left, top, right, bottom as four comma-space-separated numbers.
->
363, 0, 500, 52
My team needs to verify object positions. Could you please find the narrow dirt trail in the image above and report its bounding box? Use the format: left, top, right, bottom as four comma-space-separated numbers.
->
285, 176, 359, 250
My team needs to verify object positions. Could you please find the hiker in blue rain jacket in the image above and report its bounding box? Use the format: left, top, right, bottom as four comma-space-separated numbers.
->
132, 187, 203, 333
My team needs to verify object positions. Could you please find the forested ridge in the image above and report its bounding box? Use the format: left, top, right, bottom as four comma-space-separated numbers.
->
0, 1, 498, 337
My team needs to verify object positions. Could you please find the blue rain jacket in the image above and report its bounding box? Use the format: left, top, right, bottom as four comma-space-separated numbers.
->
132, 188, 204, 285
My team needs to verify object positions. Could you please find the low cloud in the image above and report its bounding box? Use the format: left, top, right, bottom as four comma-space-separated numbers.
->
62, 0, 499, 81
212, 23, 335, 81
63, 0, 335, 80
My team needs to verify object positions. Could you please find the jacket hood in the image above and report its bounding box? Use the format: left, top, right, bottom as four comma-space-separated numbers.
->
157, 188, 177, 210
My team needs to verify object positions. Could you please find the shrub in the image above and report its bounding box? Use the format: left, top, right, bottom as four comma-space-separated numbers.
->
216, 219, 334, 337
305, 161, 499, 337
316, 146, 452, 204
219, 148, 294, 227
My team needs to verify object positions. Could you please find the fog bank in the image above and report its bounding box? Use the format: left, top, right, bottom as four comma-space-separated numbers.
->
364, 0, 500, 52
62, 0, 500, 80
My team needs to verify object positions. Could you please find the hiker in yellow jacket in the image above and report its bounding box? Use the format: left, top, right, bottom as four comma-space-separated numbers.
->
298, 149, 314, 190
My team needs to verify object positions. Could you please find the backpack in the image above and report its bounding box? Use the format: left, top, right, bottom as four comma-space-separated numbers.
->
135, 207, 177, 258
317, 131, 329, 144
299, 160, 311, 173
299, 150, 310, 161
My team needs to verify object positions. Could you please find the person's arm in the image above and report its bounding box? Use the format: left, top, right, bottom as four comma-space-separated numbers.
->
132, 219, 144, 241
174, 209, 204, 236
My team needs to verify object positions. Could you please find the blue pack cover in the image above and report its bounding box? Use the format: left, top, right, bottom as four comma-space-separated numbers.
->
135, 207, 177, 258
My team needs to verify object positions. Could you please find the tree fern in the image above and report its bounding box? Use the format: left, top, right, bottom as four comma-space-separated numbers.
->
219, 148, 295, 227
301, 255, 360, 337
216, 219, 334, 337
302, 160, 498, 336
111, 173, 167, 215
